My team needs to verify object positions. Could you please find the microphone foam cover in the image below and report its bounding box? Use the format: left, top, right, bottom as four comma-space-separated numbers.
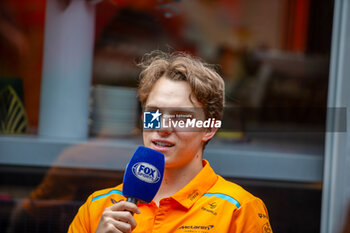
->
122, 146, 165, 203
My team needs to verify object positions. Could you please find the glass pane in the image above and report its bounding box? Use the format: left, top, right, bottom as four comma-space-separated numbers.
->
0, 0, 45, 135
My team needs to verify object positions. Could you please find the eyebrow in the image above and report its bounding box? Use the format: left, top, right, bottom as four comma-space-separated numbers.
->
144, 105, 158, 108
171, 109, 196, 115
143, 105, 160, 111
143, 106, 198, 115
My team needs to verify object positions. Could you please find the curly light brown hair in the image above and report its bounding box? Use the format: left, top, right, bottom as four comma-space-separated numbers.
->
138, 51, 225, 120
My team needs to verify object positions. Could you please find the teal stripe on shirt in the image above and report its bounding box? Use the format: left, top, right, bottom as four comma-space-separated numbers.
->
202, 193, 241, 208
92, 190, 123, 202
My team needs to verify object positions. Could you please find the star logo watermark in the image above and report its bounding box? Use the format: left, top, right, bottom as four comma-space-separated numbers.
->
143, 110, 162, 129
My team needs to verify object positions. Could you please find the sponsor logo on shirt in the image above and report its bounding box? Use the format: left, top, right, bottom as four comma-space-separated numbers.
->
201, 206, 217, 216
262, 222, 272, 233
178, 225, 214, 233
208, 202, 217, 209
110, 198, 119, 204
187, 189, 199, 201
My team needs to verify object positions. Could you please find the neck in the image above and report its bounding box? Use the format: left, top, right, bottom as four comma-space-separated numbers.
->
154, 154, 203, 205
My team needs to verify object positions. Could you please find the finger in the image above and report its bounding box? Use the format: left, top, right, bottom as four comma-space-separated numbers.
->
101, 217, 131, 233
95, 217, 122, 233
110, 201, 141, 214
113, 220, 133, 233
109, 211, 137, 229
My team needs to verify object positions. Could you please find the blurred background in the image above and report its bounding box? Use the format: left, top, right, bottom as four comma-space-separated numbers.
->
0, 0, 349, 232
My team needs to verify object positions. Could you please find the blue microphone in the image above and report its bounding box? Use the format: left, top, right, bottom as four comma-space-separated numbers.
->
122, 146, 165, 204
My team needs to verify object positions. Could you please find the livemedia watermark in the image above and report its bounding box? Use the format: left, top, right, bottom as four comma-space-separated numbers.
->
142, 107, 347, 132
143, 108, 221, 131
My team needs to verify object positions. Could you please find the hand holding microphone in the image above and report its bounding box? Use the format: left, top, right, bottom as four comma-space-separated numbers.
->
95, 201, 140, 233
95, 146, 165, 233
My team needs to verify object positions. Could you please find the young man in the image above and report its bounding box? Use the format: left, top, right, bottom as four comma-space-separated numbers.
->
68, 51, 272, 233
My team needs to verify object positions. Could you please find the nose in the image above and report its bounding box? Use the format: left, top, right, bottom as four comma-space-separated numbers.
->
157, 125, 172, 137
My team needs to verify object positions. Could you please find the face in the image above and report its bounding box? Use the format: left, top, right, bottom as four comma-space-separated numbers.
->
143, 76, 216, 169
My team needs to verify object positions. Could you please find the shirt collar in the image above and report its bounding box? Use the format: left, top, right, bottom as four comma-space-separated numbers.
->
171, 160, 218, 210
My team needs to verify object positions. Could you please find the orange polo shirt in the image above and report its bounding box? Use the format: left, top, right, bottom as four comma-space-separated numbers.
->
68, 160, 272, 233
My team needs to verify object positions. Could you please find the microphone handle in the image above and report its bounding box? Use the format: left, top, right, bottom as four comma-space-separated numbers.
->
126, 197, 138, 216
126, 197, 138, 204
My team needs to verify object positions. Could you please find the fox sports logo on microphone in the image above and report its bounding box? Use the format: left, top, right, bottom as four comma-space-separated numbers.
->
132, 162, 161, 184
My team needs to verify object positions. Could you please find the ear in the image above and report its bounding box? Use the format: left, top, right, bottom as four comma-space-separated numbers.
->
201, 127, 219, 143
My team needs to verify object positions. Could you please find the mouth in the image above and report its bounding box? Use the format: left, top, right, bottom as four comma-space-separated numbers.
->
151, 140, 175, 151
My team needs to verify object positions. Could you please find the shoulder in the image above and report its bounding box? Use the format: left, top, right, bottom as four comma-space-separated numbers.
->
69, 184, 125, 232
207, 176, 260, 209
88, 184, 125, 204
203, 174, 272, 231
